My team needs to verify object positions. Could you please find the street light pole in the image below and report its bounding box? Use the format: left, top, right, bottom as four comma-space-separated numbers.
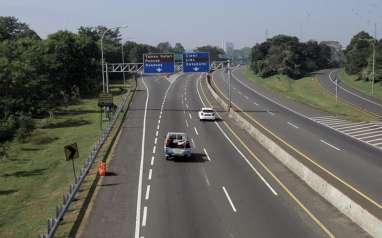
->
372, 23, 376, 96
228, 60, 231, 112
100, 25, 128, 93
121, 42, 126, 88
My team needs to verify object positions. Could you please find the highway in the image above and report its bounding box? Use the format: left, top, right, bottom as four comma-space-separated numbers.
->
212, 68, 382, 222
318, 69, 382, 119
78, 73, 369, 238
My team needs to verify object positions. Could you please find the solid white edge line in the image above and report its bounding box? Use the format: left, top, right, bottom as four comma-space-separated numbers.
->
320, 139, 342, 151
148, 168, 152, 180
203, 148, 211, 161
194, 127, 199, 135
134, 76, 149, 238
150, 156, 155, 166
142, 206, 148, 227
222, 186, 237, 212
196, 76, 278, 196
329, 70, 382, 109
145, 185, 151, 200
287, 122, 299, 129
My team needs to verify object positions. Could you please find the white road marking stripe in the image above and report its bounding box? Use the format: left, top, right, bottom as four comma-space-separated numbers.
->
367, 138, 382, 144
335, 123, 372, 131
145, 185, 151, 200
155, 131, 159, 137
287, 122, 299, 129
351, 130, 382, 138
150, 156, 155, 166
202, 167, 210, 186
314, 118, 347, 123
142, 206, 148, 227
244, 95, 249, 100
373, 141, 382, 146
154, 137, 157, 145
196, 76, 278, 196
203, 148, 211, 161
324, 121, 358, 127
191, 138, 196, 148
194, 127, 199, 135
267, 111, 275, 116
311, 116, 336, 119
158, 119, 161, 125
320, 139, 342, 151
222, 186, 237, 212
134, 77, 149, 238
152, 146, 156, 154
253, 102, 259, 106
189, 113, 192, 119
358, 134, 382, 140
148, 169, 152, 180
185, 120, 189, 128
156, 124, 160, 130
238, 91, 242, 95
348, 127, 382, 136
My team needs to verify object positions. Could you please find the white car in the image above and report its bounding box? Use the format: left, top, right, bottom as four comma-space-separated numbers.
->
198, 107, 216, 121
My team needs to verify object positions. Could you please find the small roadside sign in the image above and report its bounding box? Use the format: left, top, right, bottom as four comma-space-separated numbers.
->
64, 143, 79, 161
98, 93, 113, 107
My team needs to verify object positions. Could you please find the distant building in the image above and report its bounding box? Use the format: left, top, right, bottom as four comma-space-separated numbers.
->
224, 42, 235, 58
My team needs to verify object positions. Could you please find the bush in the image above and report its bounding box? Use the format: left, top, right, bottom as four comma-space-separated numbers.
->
15, 114, 35, 142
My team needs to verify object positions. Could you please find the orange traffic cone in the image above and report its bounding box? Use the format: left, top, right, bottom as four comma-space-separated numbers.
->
98, 161, 106, 176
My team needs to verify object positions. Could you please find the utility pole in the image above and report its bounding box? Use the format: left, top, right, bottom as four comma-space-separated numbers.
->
121, 42, 126, 88
228, 60, 231, 112
372, 23, 376, 96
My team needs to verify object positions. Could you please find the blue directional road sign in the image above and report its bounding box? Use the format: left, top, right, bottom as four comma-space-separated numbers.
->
143, 53, 175, 74
183, 52, 210, 73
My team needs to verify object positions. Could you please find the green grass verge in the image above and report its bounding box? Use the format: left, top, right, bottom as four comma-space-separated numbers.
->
337, 68, 382, 102
0, 86, 128, 238
240, 68, 378, 122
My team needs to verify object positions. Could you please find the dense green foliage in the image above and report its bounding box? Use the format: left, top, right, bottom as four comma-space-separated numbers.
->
344, 31, 382, 83
0, 17, 188, 143
194, 45, 224, 61
250, 35, 336, 79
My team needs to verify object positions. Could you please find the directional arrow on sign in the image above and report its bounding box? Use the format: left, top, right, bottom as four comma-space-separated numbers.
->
156, 68, 163, 72
193, 67, 200, 71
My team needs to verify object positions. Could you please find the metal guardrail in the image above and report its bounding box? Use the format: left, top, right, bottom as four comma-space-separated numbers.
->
39, 91, 131, 238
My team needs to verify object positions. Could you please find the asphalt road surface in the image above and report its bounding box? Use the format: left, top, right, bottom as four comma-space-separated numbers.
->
78, 73, 369, 238
318, 69, 382, 119
212, 68, 382, 221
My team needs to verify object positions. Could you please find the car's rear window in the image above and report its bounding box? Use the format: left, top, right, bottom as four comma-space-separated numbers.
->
203, 110, 214, 113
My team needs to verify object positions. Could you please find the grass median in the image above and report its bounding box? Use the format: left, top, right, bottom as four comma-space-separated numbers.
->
0, 84, 129, 238
337, 68, 382, 102
240, 68, 378, 122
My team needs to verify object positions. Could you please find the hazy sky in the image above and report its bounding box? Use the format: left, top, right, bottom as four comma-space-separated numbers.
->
1, 0, 381, 49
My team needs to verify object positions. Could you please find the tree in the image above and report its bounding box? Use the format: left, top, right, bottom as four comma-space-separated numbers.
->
157, 42, 172, 53
0, 16, 40, 41
344, 31, 373, 75
194, 45, 224, 61
173, 42, 185, 53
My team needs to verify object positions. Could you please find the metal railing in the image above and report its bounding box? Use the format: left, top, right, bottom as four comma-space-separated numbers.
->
39, 91, 131, 238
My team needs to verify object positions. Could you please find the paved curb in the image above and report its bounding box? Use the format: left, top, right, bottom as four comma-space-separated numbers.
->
206, 76, 382, 238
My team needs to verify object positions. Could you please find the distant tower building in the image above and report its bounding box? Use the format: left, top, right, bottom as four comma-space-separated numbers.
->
224, 42, 235, 58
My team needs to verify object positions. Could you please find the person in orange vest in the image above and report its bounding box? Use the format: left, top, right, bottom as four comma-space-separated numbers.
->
98, 161, 106, 176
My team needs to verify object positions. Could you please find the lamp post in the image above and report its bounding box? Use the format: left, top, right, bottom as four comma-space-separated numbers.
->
100, 25, 128, 93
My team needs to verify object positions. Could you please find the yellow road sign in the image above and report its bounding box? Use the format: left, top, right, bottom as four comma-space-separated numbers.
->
64, 143, 79, 161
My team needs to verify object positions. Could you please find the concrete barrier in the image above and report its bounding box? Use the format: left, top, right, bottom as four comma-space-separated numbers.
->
206, 76, 382, 238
